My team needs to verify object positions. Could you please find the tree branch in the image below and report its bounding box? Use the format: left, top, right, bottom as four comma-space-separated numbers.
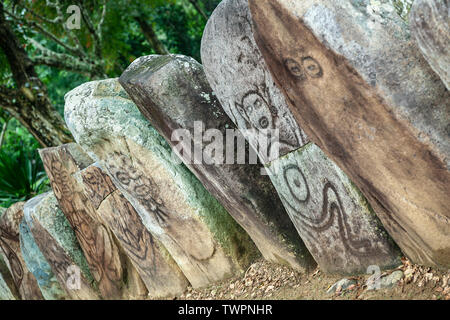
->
4, 8, 82, 58
97, 0, 107, 44
28, 38, 105, 78
187, 0, 208, 20
0, 117, 10, 150
18, 3, 62, 24
75, 0, 102, 59
135, 16, 169, 55
50, 0, 87, 58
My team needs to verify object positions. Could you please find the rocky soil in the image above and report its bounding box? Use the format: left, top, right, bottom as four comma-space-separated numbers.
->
172, 257, 450, 300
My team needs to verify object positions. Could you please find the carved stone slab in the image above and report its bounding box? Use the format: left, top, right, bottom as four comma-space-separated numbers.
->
248, 0, 450, 269
0, 254, 20, 300
201, 0, 309, 164
23, 192, 99, 300
0, 202, 43, 299
410, 0, 450, 90
119, 54, 315, 272
267, 143, 400, 274
39, 144, 131, 299
19, 219, 68, 300
200, 0, 402, 273
74, 166, 151, 300
64, 78, 258, 288
77, 163, 189, 297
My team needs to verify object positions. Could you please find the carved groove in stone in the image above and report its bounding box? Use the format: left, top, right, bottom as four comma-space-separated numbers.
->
79, 164, 189, 297
0, 202, 43, 299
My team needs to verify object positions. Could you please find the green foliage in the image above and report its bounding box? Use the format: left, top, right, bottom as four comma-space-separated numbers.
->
36, 66, 88, 116
153, 2, 204, 61
0, 0, 222, 207
0, 147, 50, 208
1, 118, 40, 156
0, 117, 49, 208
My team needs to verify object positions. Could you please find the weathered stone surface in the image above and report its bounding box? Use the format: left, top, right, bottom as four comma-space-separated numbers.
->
23, 192, 99, 300
0, 254, 20, 300
77, 163, 189, 297
249, 0, 450, 269
119, 54, 315, 272
201, 0, 309, 164
268, 143, 400, 274
0, 202, 43, 299
366, 270, 404, 290
19, 219, 67, 300
380, 270, 404, 289
39, 144, 134, 299
201, 0, 400, 274
65, 78, 258, 288
410, 0, 450, 90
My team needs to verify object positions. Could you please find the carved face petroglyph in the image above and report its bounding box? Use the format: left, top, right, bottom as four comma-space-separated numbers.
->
237, 90, 275, 131
234, 84, 306, 160
105, 153, 169, 226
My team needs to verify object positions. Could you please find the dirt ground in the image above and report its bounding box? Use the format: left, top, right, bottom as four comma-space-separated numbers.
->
174, 257, 450, 300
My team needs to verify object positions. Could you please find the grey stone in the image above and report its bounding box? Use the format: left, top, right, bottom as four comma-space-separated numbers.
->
380, 270, 404, 288
366, 270, 404, 290
267, 143, 400, 274
40, 143, 150, 300
23, 192, 99, 300
64, 78, 258, 288
119, 54, 315, 272
201, 0, 309, 164
248, 0, 450, 269
76, 163, 189, 298
201, 0, 400, 274
327, 278, 356, 294
410, 0, 450, 90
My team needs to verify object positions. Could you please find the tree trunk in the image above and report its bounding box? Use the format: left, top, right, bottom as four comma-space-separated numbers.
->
135, 16, 169, 55
0, 3, 73, 147
188, 0, 208, 20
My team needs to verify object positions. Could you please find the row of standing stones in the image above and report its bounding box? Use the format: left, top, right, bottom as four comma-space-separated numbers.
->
0, 0, 448, 300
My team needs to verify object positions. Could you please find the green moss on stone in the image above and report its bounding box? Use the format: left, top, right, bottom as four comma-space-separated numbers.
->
29, 192, 96, 288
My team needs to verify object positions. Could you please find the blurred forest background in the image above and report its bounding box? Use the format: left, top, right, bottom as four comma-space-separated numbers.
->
0, 0, 413, 208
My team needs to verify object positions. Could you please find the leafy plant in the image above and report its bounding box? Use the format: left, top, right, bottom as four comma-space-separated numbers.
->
0, 148, 50, 208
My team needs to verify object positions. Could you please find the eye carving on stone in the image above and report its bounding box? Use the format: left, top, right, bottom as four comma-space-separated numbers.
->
233, 84, 306, 158
284, 56, 323, 79
259, 116, 270, 129
284, 58, 306, 79
237, 90, 274, 131
302, 56, 323, 78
